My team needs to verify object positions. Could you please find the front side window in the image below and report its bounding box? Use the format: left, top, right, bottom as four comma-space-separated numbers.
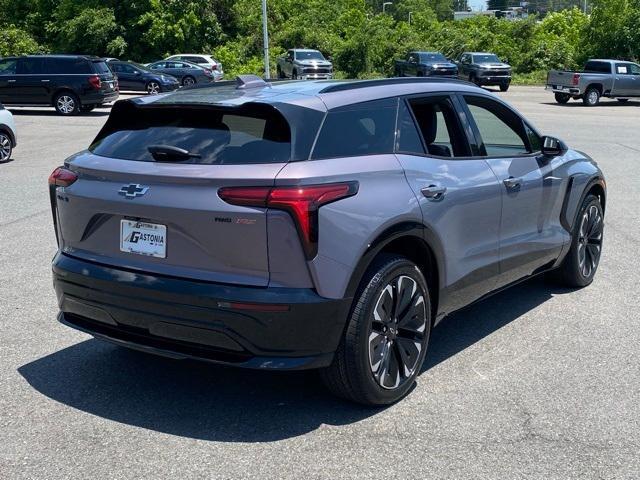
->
17, 58, 45, 75
0, 59, 17, 75
311, 98, 397, 159
630, 64, 640, 75
463, 95, 531, 157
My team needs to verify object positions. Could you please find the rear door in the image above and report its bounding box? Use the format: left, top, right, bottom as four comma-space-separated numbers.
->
15, 57, 48, 104
394, 94, 502, 312
459, 94, 567, 286
55, 103, 292, 286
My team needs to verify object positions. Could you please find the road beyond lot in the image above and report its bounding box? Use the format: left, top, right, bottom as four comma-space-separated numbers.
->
1, 88, 638, 479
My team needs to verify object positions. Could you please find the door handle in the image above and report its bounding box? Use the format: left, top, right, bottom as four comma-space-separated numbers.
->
41, 79, 50, 82
503, 176, 522, 189
8, 79, 16, 83
421, 184, 447, 200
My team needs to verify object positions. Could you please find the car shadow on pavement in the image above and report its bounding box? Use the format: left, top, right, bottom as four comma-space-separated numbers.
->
8, 109, 111, 117
18, 277, 573, 442
542, 101, 639, 108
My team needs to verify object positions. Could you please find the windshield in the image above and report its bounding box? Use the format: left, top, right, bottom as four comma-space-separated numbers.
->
420, 53, 447, 62
473, 54, 501, 63
295, 51, 325, 61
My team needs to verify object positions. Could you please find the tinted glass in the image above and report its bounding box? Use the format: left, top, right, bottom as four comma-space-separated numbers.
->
17, 57, 46, 74
0, 59, 17, 75
464, 95, 530, 157
473, 54, 500, 63
420, 53, 447, 62
396, 101, 425, 154
295, 51, 325, 61
584, 61, 611, 74
184, 56, 206, 64
91, 106, 291, 164
408, 96, 468, 158
43, 57, 92, 74
631, 64, 640, 75
311, 99, 397, 159
92, 61, 111, 74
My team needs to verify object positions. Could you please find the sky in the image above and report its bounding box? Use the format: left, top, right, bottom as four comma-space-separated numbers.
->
469, 0, 487, 10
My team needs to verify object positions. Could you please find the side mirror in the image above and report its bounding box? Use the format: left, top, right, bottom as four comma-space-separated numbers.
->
541, 136, 568, 157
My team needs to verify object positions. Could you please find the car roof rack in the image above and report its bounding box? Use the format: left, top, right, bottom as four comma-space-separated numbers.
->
319, 77, 473, 94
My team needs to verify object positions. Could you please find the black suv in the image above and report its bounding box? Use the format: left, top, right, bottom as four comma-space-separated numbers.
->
0, 55, 119, 115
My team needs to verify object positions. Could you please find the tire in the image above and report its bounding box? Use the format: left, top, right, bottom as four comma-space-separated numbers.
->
470, 74, 481, 86
292, 69, 299, 80
499, 82, 510, 92
583, 87, 600, 106
182, 76, 195, 87
146, 81, 161, 94
553, 194, 604, 288
617, 98, 630, 103
54, 92, 80, 115
277, 67, 286, 79
320, 254, 432, 406
0, 132, 12, 161
80, 105, 95, 113
555, 92, 571, 104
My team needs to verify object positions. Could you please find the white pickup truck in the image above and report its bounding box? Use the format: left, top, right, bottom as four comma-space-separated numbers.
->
546, 59, 640, 106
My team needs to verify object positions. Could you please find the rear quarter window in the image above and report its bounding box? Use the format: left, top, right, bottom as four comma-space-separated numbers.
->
311, 98, 397, 159
90, 104, 291, 165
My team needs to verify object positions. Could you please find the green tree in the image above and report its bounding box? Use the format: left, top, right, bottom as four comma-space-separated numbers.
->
0, 26, 46, 57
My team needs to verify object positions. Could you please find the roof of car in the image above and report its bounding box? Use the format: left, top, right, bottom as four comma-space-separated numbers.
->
134, 76, 484, 111
7, 54, 101, 60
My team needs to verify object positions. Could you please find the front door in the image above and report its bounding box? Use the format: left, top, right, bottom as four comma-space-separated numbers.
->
614, 63, 640, 96
0, 58, 18, 103
15, 57, 49, 104
459, 93, 568, 286
394, 95, 502, 313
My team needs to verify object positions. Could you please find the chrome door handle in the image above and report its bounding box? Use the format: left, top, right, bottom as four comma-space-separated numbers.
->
8, 79, 16, 83
421, 184, 447, 200
503, 176, 522, 189
41, 79, 50, 82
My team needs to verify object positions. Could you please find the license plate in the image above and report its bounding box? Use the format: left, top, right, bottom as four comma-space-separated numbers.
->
120, 220, 166, 258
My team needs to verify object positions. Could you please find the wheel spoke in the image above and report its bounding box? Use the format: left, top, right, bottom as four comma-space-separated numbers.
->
374, 285, 394, 325
368, 332, 386, 371
395, 336, 422, 376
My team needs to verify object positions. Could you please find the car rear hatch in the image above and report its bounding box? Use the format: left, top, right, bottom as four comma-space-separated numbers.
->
52, 100, 294, 286
91, 59, 118, 93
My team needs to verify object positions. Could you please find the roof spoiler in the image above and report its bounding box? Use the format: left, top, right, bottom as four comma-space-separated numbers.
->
236, 75, 271, 90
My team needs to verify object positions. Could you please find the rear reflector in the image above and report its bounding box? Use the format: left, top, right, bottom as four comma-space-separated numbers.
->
218, 182, 359, 259
48, 166, 78, 187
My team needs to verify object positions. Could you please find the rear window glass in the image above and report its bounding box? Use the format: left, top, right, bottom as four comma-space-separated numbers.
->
43, 57, 92, 74
92, 61, 111, 74
584, 61, 611, 74
90, 105, 291, 164
311, 98, 397, 159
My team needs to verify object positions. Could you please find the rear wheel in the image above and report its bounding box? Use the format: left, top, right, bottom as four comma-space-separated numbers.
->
321, 255, 431, 405
54, 92, 80, 115
583, 87, 601, 106
277, 67, 285, 79
555, 92, 571, 104
0, 132, 12, 161
182, 76, 195, 87
146, 81, 161, 94
553, 194, 604, 287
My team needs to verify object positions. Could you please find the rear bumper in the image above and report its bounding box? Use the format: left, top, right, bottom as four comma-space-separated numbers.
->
82, 91, 120, 105
546, 85, 582, 96
52, 253, 351, 370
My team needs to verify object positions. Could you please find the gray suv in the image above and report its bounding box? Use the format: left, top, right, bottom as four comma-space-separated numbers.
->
50, 76, 606, 405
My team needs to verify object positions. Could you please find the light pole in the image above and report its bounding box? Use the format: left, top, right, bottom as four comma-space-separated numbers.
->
261, 0, 270, 79
382, 2, 392, 14
408, 11, 412, 24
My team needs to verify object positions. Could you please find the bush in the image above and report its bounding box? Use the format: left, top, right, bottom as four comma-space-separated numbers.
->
0, 26, 46, 57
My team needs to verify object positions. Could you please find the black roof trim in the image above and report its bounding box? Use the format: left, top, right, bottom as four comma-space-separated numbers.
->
319, 77, 474, 94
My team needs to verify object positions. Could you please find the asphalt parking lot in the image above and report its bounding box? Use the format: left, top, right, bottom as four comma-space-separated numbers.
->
1, 87, 638, 479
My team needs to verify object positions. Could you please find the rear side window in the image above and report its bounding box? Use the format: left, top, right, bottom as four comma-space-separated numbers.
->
90, 105, 291, 164
0, 59, 17, 75
584, 61, 611, 74
92, 61, 111, 74
44, 57, 92, 74
311, 98, 397, 159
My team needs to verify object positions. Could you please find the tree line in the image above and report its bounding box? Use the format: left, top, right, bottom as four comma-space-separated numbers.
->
1, 0, 639, 81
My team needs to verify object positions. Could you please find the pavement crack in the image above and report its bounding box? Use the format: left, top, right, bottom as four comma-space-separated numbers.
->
0, 209, 49, 228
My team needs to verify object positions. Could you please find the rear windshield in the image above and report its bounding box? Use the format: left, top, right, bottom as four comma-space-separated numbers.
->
584, 61, 611, 74
90, 105, 291, 164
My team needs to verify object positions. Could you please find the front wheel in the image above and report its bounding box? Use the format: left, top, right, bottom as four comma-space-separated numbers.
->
320, 255, 431, 405
553, 194, 604, 288
146, 81, 161, 94
555, 92, 571, 104
499, 82, 510, 92
0, 132, 12, 161
182, 76, 195, 87
54, 92, 80, 115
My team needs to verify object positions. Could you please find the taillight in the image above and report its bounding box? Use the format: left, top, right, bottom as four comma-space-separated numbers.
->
218, 182, 358, 259
572, 73, 580, 86
48, 166, 78, 187
204, 68, 213, 77
211, 64, 218, 71
88, 75, 101, 90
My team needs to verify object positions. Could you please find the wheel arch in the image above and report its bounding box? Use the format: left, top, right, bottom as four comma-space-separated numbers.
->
561, 175, 606, 233
585, 83, 603, 95
51, 88, 80, 107
344, 222, 444, 321
0, 125, 16, 147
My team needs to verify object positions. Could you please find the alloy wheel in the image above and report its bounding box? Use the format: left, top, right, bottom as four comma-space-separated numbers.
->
183, 77, 195, 86
0, 134, 11, 161
588, 90, 599, 105
368, 275, 427, 390
57, 95, 76, 114
577, 204, 603, 279
147, 82, 160, 94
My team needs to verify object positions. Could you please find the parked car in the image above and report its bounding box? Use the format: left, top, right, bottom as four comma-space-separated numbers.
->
394, 51, 458, 77
164, 54, 224, 81
546, 59, 640, 106
0, 55, 118, 115
277, 49, 333, 80
456, 52, 512, 91
49, 75, 606, 405
107, 60, 180, 94
0, 102, 16, 161
147, 60, 214, 86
